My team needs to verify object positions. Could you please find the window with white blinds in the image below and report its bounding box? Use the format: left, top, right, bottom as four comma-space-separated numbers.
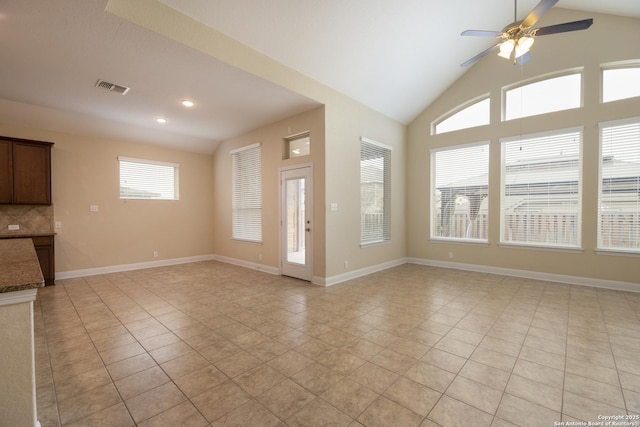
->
360, 137, 391, 245
598, 119, 640, 252
119, 157, 179, 200
231, 143, 262, 243
431, 142, 489, 241
500, 129, 583, 248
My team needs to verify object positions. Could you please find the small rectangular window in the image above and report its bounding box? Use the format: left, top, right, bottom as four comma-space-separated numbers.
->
119, 157, 178, 200
431, 143, 489, 241
231, 143, 262, 243
500, 129, 583, 248
361, 137, 391, 245
602, 66, 640, 103
598, 119, 640, 252
504, 73, 582, 121
284, 132, 310, 159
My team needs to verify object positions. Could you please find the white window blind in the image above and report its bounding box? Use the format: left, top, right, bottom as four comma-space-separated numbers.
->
431, 143, 489, 241
231, 143, 262, 242
501, 129, 582, 248
598, 119, 640, 252
504, 73, 582, 121
360, 137, 391, 244
119, 157, 178, 200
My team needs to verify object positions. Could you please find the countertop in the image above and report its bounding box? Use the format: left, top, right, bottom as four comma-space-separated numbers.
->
0, 238, 44, 293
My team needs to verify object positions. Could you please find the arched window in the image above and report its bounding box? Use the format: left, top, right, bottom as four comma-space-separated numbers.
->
432, 97, 490, 135
503, 72, 582, 121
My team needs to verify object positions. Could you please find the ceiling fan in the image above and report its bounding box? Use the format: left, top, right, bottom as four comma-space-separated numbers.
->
460, 0, 593, 67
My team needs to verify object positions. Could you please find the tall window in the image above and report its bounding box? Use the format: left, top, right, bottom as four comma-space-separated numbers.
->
119, 157, 178, 200
598, 119, 640, 252
501, 129, 582, 248
504, 72, 582, 121
433, 97, 490, 135
360, 137, 391, 245
431, 143, 489, 241
231, 143, 262, 242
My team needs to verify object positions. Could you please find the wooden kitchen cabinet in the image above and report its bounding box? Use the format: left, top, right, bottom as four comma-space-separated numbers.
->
32, 236, 55, 286
0, 137, 53, 205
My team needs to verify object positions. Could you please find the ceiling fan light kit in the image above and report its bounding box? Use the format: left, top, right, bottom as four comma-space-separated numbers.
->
460, 0, 593, 67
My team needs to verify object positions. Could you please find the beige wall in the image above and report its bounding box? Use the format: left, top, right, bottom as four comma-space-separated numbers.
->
324, 101, 407, 278
107, 0, 409, 281
0, 123, 215, 274
407, 9, 640, 285
211, 107, 326, 276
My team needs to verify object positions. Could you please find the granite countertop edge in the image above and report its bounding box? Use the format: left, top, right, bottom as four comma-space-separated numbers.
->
0, 239, 45, 293
0, 232, 56, 238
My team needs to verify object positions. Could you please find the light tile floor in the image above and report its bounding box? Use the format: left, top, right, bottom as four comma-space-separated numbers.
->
34, 262, 640, 426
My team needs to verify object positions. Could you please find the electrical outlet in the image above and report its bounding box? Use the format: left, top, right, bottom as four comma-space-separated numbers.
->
344, 260, 349, 269
8, 224, 19, 231
153, 251, 158, 258
55, 221, 62, 229
258, 254, 262, 261
448, 252, 454, 259
90, 205, 99, 212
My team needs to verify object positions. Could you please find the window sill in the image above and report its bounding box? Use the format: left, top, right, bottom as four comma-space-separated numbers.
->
360, 240, 391, 249
595, 249, 640, 257
429, 238, 489, 246
498, 243, 583, 253
231, 238, 263, 245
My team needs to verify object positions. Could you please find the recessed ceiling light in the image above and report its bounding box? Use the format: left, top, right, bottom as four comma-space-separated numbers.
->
181, 100, 194, 107
156, 117, 167, 124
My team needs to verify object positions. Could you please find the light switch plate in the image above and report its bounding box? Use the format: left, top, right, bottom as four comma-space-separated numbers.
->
330, 203, 338, 211
90, 205, 99, 212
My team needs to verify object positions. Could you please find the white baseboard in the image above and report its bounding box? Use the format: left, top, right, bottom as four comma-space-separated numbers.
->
211, 255, 280, 276
319, 258, 408, 287
56, 254, 216, 280
57, 254, 639, 293
407, 257, 640, 293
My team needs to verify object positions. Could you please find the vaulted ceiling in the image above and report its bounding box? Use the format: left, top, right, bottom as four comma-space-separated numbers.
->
1, 0, 638, 153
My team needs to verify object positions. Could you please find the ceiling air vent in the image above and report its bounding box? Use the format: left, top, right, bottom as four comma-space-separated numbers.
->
95, 79, 131, 95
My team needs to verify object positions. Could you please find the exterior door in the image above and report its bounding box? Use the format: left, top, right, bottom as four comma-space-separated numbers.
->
280, 165, 313, 281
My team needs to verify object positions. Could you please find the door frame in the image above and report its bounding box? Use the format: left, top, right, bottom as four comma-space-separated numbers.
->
278, 163, 313, 281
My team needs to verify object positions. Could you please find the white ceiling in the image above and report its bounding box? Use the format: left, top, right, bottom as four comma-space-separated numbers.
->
1, 0, 639, 154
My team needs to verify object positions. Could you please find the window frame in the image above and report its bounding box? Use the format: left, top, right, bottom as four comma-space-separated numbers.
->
118, 156, 179, 201
360, 136, 392, 246
502, 69, 583, 122
231, 142, 262, 243
597, 117, 640, 254
431, 95, 490, 135
430, 141, 490, 244
601, 62, 640, 104
499, 127, 584, 250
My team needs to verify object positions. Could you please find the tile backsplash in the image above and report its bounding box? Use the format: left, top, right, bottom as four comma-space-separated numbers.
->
0, 205, 54, 236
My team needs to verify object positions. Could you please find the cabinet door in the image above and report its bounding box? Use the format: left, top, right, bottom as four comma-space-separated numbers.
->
0, 140, 11, 203
32, 236, 55, 286
12, 142, 51, 204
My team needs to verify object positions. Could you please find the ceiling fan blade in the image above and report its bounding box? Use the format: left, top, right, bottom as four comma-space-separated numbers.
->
533, 19, 594, 36
461, 30, 501, 37
516, 52, 532, 65
521, 0, 559, 29
460, 44, 500, 68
